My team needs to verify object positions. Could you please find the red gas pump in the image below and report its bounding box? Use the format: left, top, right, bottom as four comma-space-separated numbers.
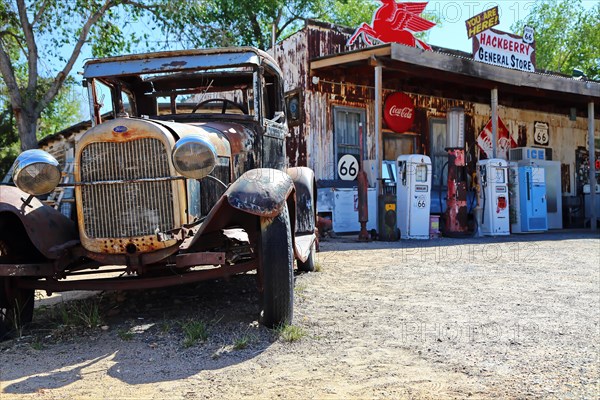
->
443, 108, 470, 236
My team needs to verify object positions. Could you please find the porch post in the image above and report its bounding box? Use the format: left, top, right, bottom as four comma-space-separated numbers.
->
589, 101, 597, 230
491, 87, 498, 158
375, 62, 383, 189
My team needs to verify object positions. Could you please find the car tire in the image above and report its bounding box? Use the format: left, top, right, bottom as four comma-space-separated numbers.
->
297, 241, 316, 272
259, 204, 293, 328
0, 237, 35, 339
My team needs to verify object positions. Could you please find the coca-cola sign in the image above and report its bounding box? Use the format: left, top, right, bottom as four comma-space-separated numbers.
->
384, 92, 414, 133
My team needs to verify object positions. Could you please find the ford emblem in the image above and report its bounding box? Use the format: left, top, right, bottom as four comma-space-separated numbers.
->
113, 125, 128, 133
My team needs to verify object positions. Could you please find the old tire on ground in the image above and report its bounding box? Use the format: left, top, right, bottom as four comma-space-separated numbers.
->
259, 204, 294, 328
297, 241, 316, 272
0, 221, 39, 340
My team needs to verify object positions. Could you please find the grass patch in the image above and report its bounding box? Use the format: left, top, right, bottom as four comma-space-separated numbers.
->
117, 329, 134, 341
232, 334, 252, 350
314, 262, 322, 272
181, 320, 208, 347
30, 339, 44, 350
57, 298, 102, 329
159, 321, 171, 334
295, 283, 308, 293
275, 324, 306, 342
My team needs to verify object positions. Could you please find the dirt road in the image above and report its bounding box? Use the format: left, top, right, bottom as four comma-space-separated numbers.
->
1, 231, 599, 399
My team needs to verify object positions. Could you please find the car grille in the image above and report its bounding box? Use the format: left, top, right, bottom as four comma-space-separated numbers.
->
79, 138, 176, 239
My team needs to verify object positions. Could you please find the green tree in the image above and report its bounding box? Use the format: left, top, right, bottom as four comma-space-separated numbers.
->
180, 0, 338, 50
0, 0, 196, 152
1, 77, 81, 177
511, 0, 600, 79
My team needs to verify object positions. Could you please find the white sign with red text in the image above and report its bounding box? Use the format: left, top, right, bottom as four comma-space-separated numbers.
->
473, 28, 535, 72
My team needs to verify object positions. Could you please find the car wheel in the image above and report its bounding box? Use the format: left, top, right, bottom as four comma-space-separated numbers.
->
297, 241, 316, 272
258, 204, 293, 328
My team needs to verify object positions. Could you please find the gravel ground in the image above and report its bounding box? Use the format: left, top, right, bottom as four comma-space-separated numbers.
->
0, 230, 599, 399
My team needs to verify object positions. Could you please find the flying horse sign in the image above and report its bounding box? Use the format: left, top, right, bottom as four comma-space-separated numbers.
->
347, 1, 436, 49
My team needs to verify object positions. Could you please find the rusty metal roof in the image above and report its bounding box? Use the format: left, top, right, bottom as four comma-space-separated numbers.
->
311, 42, 600, 100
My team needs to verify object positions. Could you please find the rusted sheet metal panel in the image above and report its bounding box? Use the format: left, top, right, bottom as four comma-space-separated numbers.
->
274, 29, 308, 91
17, 261, 257, 292
0, 186, 78, 259
306, 90, 333, 180
306, 22, 356, 60
273, 30, 309, 167
84, 49, 266, 78
176, 252, 226, 268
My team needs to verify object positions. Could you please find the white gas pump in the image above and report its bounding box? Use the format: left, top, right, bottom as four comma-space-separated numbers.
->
397, 154, 432, 239
477, 159, 510, 236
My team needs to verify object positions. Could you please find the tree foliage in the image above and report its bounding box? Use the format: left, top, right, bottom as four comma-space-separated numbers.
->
511, 0, 600, 79
0, 77, 81, 177
177, 0, 338, 50
0, 0, 195, 152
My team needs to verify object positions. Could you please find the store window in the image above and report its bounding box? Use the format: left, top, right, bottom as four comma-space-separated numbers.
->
333, 106, 365, 179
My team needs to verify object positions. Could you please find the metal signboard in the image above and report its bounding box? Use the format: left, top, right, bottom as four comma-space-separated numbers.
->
383, 92, 415, 133
473, 28, 536, 72
476, 116, 517, 160
465, 6, 499, 39
534, 121, 550, 146
347, 1, 435, 50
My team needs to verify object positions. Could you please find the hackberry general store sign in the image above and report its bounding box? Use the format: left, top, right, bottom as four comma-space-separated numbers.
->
473, 28, 536, 72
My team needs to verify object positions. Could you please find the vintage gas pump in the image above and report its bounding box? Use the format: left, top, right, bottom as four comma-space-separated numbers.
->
378, 161, 400, 241
444, 107, 468, 235
397, 154, 432, 239
477, 159, 510, 235
508, 163, 548, 233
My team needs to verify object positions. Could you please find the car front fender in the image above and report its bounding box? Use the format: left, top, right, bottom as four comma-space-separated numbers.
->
226, 168, 294, 218
287, 167, 316, 235
0, 185, 79, 259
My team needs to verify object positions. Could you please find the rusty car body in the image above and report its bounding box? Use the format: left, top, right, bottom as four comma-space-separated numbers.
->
0, 47, 317, 335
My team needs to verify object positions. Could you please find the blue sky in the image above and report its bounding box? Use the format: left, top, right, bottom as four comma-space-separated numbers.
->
424, 0, 595, 52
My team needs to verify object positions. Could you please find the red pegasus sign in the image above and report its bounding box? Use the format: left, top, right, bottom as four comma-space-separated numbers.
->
347, 1, 436, 50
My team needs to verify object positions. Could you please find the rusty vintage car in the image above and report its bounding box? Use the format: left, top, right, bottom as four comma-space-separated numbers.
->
0, 47, 317, 335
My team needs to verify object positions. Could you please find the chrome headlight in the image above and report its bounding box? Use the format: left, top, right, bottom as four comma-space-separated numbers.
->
171, 134, 217, 179
12, 149, 62, 195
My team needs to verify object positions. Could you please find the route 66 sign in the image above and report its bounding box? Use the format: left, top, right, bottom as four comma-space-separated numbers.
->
523, 26, 534, 44
414, 195, 427, 209
534, 121, 549, 146
338, 154, 359, 181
